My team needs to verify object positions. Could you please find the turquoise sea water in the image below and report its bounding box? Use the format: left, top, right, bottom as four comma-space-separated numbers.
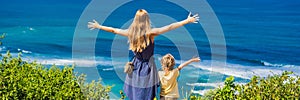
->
1, 0, 299, 99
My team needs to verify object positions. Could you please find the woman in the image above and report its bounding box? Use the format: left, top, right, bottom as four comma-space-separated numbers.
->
88, 9, 199, 100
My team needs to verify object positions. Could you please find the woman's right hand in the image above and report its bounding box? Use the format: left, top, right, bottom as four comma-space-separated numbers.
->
186, 12, 200, 23
88, 20, 101, 30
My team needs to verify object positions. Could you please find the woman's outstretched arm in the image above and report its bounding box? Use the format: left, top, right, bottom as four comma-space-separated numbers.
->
88, 20, 128, 36
177, 57, 200, 71
151, 12, 199, 36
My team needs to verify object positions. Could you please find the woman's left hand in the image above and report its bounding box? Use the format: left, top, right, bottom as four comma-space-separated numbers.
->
88, 20, 101, 30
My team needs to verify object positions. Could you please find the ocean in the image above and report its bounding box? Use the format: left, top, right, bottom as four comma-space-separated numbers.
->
1, 0, 299, 99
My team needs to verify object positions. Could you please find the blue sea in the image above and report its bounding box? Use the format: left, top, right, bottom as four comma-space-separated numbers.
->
1, 0, 300, 99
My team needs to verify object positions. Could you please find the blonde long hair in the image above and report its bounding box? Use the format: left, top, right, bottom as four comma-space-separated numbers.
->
128, 9, 151, 52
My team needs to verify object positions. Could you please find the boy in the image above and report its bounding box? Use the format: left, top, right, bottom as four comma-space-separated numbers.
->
159, 54, 200, 100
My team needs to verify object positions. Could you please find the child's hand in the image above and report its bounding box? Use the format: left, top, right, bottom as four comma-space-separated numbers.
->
190, 57, 200, 62
178, 57, 200, 70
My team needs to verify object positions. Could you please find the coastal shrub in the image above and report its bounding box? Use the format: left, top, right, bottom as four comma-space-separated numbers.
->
0, 33, 5, 45
0, 51, 112, 99
77, 74, 112, 99
197, 71, 300, 100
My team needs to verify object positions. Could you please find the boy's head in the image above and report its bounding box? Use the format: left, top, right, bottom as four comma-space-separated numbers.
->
161, 53, 175, 71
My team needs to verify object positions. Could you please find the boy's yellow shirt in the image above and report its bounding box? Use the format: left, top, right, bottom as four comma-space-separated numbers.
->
158, 68, 180, 98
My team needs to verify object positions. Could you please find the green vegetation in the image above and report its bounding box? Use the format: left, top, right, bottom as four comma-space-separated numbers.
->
1, 33, 299, 99
0, 51, 112, 99
0, 33, 5, 46
189, 71, 300, 100
119, 90, 126, 100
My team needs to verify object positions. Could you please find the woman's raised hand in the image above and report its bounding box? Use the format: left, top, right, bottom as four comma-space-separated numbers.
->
190, 57, 201, 62
88, 20, 101, 30
186, 12, 200, 24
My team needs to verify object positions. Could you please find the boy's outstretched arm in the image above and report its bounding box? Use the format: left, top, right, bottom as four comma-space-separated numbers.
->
178, 57, 200, 70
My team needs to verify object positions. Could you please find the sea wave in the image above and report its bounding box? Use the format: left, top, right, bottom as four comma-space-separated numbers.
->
186, 82, 223, 88
0, 47, 32, 54
18, 48, 32, 54
0, 46, 6, 52
260, 60, 296, 68
235, 58, 298, 68
21, 27, 35, 33
191, 89, 211, 96
186, 82, 247, 88
5, 52, 299, 80
35, 58, 114, 67
102, 68, 114, 71
190, 60, 299, 79
188, 82, 246, 95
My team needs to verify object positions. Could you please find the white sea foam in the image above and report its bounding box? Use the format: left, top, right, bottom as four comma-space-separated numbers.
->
190, 60, 300, 79
188, 82, 248, 95
0, 46, 6, 52
29, 27, 35, 31
17, 48, 32, 54
186, 82, 223, 88
261, 60, 296, 68
7, 53, 299, 80
191, 89, 211, 96
103, 68, 114, 71
22, 50, 32, 54
35, 58, 114, 67
186, 82, 247, 88
61, 57, 298, 80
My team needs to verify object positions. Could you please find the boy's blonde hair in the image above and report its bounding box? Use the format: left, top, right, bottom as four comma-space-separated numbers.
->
161, 54, 175, 71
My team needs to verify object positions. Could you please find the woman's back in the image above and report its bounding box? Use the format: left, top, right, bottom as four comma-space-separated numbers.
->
133, 38, 154, 61
124, 36, 160, 100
